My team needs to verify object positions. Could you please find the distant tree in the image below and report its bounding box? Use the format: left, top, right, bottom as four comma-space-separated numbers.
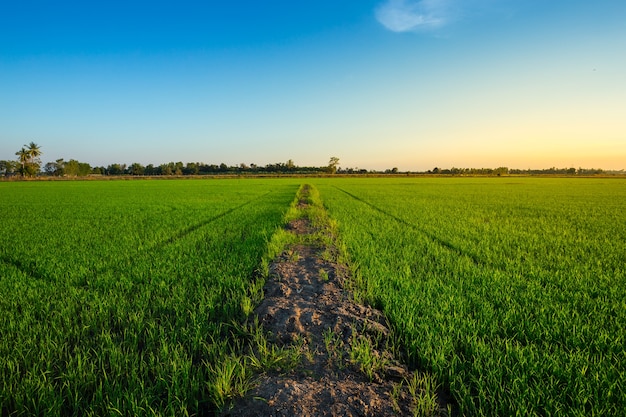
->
78, 162, 91, 176
129, 163, 145, 176
15, 147, 29, 175
64, 159, 80, 176
26, 142, 42, 163
41, 161, 54, 175
327, 157, 340, 174
494, 167, 509, 176
44, 159, 64, 176
51, 159, 91, 177
161, 163, 173, 175
0, 160, 18, 176
144, 164, 156, 175
185, 162, 199, 175
107, 163, 125, 175
15, 142, 42, 177
54, 159, 65, 176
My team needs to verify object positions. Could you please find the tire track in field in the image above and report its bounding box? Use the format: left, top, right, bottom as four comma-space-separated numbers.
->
0, 255, 52, 282
333, 187, 487, 269
96, 191, 275, 278
2, 192, 273, 284
153, 192, 271, 250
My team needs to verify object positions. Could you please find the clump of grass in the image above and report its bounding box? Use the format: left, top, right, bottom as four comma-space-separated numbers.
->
245, 322, 302, 374
206, 355, 251, 410
390, 372, 441, 417
319, 268, 330, 282
323, 327, 344, 367
406, 372, 440, 417
349, 334, 388, 382
240, 296, 254, 317
286, 249, 300, 262
390, 380, 405, 414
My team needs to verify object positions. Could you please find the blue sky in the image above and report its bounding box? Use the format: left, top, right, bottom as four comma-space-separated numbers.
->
1, 0, 625, 170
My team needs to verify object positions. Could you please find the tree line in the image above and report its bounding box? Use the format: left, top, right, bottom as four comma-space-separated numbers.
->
0, 145, 342, 177
427, 166, 613, 176
1, 143, 622, 178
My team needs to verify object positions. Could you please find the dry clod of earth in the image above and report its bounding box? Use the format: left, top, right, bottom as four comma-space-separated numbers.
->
223, 190, 449, 416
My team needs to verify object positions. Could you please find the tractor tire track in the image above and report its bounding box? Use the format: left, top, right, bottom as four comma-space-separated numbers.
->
334, 186, 491, 271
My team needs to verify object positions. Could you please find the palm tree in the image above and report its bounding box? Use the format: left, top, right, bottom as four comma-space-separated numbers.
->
15, 142, 42, 177
26, 142, 42, 164
15, 147, 29, 176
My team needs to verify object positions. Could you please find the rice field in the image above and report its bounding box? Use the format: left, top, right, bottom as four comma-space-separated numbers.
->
0, 179, 299, 416
1, 177, 624, 416
313, 177, 626, 416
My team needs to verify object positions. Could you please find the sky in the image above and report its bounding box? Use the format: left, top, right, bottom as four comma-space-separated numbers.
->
1, 0, 625, 171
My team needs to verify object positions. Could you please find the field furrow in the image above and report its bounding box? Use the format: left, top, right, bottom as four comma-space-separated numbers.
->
334, 186, 488, 269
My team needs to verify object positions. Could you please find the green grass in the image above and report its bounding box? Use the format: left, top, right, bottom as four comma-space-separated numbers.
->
2, 177, 625, 416
313, 177, 626, 416
0, 179, 299, 416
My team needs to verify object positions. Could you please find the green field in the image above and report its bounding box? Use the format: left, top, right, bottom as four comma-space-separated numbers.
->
1, 178, 625, 416
0, 179, 300, 415
313, 177, 626, 416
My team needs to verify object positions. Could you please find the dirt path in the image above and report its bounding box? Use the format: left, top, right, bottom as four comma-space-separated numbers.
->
223, 186, 449, 416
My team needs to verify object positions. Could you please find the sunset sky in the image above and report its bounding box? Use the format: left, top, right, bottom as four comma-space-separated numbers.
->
1, 0, 625, 171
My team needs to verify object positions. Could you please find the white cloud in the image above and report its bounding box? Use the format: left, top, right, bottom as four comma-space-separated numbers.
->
375, 0, 455, 32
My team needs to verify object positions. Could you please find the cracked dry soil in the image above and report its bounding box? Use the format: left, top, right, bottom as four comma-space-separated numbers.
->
223, 197, 448, 416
